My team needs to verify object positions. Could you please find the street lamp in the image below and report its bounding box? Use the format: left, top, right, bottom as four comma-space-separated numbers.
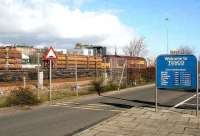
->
165, 18, 169, 54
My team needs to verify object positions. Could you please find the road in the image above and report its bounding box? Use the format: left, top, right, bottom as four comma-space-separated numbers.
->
0, 85, 197, 136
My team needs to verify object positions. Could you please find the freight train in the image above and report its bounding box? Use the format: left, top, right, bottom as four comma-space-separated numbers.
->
0, 46, 147, 70
0, 46, 149, 83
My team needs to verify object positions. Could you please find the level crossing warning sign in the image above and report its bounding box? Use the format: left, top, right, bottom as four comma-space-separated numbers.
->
45, 47, 57, 60
44, 47, 57, 102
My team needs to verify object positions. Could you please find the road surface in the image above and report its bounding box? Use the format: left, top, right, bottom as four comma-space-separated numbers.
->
0, 85, 197, 136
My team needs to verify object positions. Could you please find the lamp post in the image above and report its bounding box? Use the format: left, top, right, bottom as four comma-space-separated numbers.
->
165, 18, 169, 54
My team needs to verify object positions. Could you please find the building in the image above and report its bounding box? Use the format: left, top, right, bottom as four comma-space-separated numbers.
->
67, 48, 94, 56
105, 55, 147, 69
170, 49, 193, 55
74, 43, 106, 57
14, 45, 36, 55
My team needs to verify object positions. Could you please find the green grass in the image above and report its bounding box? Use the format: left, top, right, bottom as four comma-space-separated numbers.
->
0, 81, 152, 108
0, 96, 9, 108
38, 88, 93, 102
0, 89, 88, 108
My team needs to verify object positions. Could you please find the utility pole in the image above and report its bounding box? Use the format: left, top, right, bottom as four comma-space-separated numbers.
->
139, 63, 141, 81
75, 55, 79, 96
95, 49, 98, 79
110, 58, 113, 80
37, 50, 40, 100
165, 18, 169, 54
126, 59, 128, 87
6, 47, 9, 70
104, 57, 107, 85
118, 60, 127, 91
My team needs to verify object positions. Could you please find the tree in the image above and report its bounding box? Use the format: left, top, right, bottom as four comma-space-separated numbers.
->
146, 57, 155, 67
123, 37, 145, 57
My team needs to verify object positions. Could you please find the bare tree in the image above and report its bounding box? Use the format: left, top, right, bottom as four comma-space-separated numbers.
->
123, 37, 145, 57
146, 57, 155, 67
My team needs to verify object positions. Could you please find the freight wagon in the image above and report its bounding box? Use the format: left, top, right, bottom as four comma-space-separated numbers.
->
0, 47, 22, 70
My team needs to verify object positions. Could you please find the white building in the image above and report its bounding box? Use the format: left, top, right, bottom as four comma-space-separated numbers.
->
67, 48, 94, 56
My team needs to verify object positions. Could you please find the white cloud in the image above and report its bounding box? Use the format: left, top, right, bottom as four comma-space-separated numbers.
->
72, 0, 93, 8
0, 0, 138, 53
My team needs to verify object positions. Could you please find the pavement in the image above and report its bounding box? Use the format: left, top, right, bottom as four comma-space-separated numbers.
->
74, 107, 200, 136
0, 84, 199, 136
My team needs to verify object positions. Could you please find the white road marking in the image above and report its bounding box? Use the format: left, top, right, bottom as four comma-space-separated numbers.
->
51, 102, 123, 112
182, 103, 197, 106
51, 105, 103, 110
54, 103, 69, 106
60, 101, 80, 105
53, 102, 110, 107
80, 105, 106, 108
182, 114, 196, 118
173, 93, 200, 108
109, 109, 125, 112
51, 104, 71, 107
70, 106, 103, 111
87, 104, 110, 107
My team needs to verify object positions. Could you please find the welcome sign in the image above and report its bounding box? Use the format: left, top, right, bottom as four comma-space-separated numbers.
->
156, 55, 197, 90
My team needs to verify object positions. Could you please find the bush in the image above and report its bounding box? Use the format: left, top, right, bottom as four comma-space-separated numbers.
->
104, 80, 118, 91
120, 82, 127, 89
0, 97, 9, 108
90, 79, 119, 94
7, 87, 40, 106
90, 79, 104, 95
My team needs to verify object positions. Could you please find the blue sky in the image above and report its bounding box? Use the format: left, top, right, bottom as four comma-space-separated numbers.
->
0, 0, 199, 57
80, 0, 200, 55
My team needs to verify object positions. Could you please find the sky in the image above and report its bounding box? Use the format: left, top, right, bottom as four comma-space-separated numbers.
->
0, 0, 200, 57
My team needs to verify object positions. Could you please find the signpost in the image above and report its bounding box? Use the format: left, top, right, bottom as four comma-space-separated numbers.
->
156, 54, 198, 116
45, 47, 57, 102
37, 52, 41, 100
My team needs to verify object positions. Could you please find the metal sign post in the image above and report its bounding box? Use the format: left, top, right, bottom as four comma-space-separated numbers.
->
44, 47, 57, 103
37, 52, 40, 100
196, 59, 199, 117
155, 62, 158, 112
155, 87, 158, 112
49, 59, 52, 101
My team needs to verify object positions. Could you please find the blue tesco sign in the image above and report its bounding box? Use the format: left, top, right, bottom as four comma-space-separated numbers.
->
156, 55, 197, 90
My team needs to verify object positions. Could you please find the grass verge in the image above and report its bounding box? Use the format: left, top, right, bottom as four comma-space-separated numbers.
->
0, 82, 153, 108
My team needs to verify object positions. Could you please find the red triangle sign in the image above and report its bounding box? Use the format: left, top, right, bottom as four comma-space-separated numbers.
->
45, 47, 57, 60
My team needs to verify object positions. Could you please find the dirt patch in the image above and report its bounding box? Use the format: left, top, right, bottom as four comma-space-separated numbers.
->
0, 77, 94, 94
